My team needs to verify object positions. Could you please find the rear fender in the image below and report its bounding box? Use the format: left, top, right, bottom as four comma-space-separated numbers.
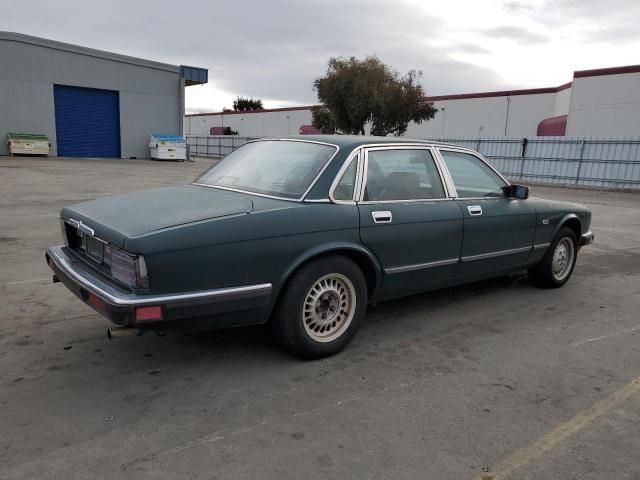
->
278, 242, 383, 297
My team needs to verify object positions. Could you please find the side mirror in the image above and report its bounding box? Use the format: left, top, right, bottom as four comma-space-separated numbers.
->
504, 184, 530, 200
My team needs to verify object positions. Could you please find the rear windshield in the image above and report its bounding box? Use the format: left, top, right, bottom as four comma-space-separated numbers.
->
196, 140, 337, 199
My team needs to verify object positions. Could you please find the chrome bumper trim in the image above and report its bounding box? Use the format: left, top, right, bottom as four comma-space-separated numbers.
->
46, 245, 272, 307
580, 231, 594, 246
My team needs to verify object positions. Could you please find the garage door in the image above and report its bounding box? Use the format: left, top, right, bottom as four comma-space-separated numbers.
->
53, 85, 121, 158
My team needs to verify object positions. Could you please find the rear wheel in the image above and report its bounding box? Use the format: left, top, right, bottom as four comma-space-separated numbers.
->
528, 226, 578, 288
270, 255, 367, 359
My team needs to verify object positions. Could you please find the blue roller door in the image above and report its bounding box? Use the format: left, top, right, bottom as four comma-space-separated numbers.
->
54, 85, 121, 158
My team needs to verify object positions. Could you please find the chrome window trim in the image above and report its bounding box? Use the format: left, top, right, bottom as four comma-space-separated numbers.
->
353, 147, 367, 202
430, 147, 458, 198
193, 138, 340, 203
447, 196, 508, 201
358, 198, 454, 205
436, 146, 511, 200
193, 183, 304, 202
385, 258, 459, 274
357, 145, 450, 203
47, 245, 272, 306
328, 147, 362, 205
461, 246, 531, 262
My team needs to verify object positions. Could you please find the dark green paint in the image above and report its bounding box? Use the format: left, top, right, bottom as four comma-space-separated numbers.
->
59, 136, 592, 327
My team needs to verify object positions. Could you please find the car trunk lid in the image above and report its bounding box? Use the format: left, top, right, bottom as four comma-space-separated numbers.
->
61, 185, 253, 248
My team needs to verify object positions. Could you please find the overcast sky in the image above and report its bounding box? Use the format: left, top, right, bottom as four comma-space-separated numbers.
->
3, 0, 639, 113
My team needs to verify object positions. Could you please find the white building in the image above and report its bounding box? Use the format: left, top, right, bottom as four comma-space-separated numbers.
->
184, 64, 640, 139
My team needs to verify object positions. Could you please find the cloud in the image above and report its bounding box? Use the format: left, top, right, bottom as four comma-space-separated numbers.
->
484, 26, 549, 44
1, 0, 638, 112
453, 43, 493, 55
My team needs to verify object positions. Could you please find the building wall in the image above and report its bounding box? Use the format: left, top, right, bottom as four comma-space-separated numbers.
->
404, 93, 557, 138
0, 32, 182, 157
185, 108, 313, 137
187, 93, 559, 139
566, 71, 640, 137
554, 86, 572, 117
184, 65, 640, 140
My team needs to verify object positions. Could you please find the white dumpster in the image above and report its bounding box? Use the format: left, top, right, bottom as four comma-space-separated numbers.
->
7, 133, 50, 156
149, 134, 186, 161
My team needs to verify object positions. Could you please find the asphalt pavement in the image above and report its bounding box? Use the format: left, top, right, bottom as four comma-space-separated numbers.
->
1, 155, 639, 479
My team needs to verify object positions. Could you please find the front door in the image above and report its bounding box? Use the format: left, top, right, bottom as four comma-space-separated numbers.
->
438, 149, 537, 275
357, 147, 463, 296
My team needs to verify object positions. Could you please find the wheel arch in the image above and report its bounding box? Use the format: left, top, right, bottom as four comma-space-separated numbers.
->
277, 243, 382, 302
556, 213, 582, 242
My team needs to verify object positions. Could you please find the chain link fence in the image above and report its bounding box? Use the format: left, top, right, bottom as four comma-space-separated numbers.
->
187, 135, 640, 190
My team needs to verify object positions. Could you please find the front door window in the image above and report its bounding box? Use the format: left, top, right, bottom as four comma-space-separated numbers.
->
439, 150, 506, 198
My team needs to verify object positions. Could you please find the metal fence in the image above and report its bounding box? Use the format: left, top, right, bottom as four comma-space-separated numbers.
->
187, 136, 258, 159
187, 135, 640, 190
432, 136, 640, 189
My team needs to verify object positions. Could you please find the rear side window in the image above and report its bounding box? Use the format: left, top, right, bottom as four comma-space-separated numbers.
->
332, 157, 358, 201
439, 150, 506, 198
197, 140, 336, 199
364, 149, 445, 201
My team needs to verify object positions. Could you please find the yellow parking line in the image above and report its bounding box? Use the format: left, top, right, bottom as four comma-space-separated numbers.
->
476, 376, 640, 480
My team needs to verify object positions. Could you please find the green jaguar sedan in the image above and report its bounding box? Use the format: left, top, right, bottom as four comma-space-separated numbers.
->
46, 136, 594, 358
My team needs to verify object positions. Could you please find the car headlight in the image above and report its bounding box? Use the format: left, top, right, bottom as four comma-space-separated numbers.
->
105, 246, 149, 289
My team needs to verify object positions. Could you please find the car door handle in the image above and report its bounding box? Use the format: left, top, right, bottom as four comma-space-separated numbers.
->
372, 211, 393, 224
467, 205, 483, 216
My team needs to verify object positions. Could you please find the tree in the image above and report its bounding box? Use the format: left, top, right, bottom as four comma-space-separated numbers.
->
312, 56, 437, 136
232, 96, 263, 111
310, 106, 338, 134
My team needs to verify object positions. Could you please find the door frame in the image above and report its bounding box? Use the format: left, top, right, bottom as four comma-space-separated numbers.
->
357, 144, 456, 202
431, 146, 513, 200
328, 142, 513, 204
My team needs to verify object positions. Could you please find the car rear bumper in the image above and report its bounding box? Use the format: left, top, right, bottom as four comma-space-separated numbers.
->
580, 231, 594, 246
45, 245, 273, 329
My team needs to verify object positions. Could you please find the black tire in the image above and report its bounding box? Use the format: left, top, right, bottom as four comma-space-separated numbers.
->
528, 226, 578, 288
270, 255, 367, 359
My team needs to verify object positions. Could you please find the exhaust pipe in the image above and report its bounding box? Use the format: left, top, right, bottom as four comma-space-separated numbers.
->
107, 327, 139, 339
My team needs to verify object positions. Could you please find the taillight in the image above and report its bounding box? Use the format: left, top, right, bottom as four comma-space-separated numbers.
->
105, 246, 149, 289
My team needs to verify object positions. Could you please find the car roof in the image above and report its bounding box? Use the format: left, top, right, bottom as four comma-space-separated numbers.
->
264, 135, 460, 151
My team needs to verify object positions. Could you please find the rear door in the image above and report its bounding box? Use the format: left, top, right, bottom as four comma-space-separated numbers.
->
437, 148, 537, 275
356, 146, 463, 295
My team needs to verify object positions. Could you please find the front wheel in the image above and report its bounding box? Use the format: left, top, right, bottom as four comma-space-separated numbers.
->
270, 255, 367, 359
528, 226, 578, 288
